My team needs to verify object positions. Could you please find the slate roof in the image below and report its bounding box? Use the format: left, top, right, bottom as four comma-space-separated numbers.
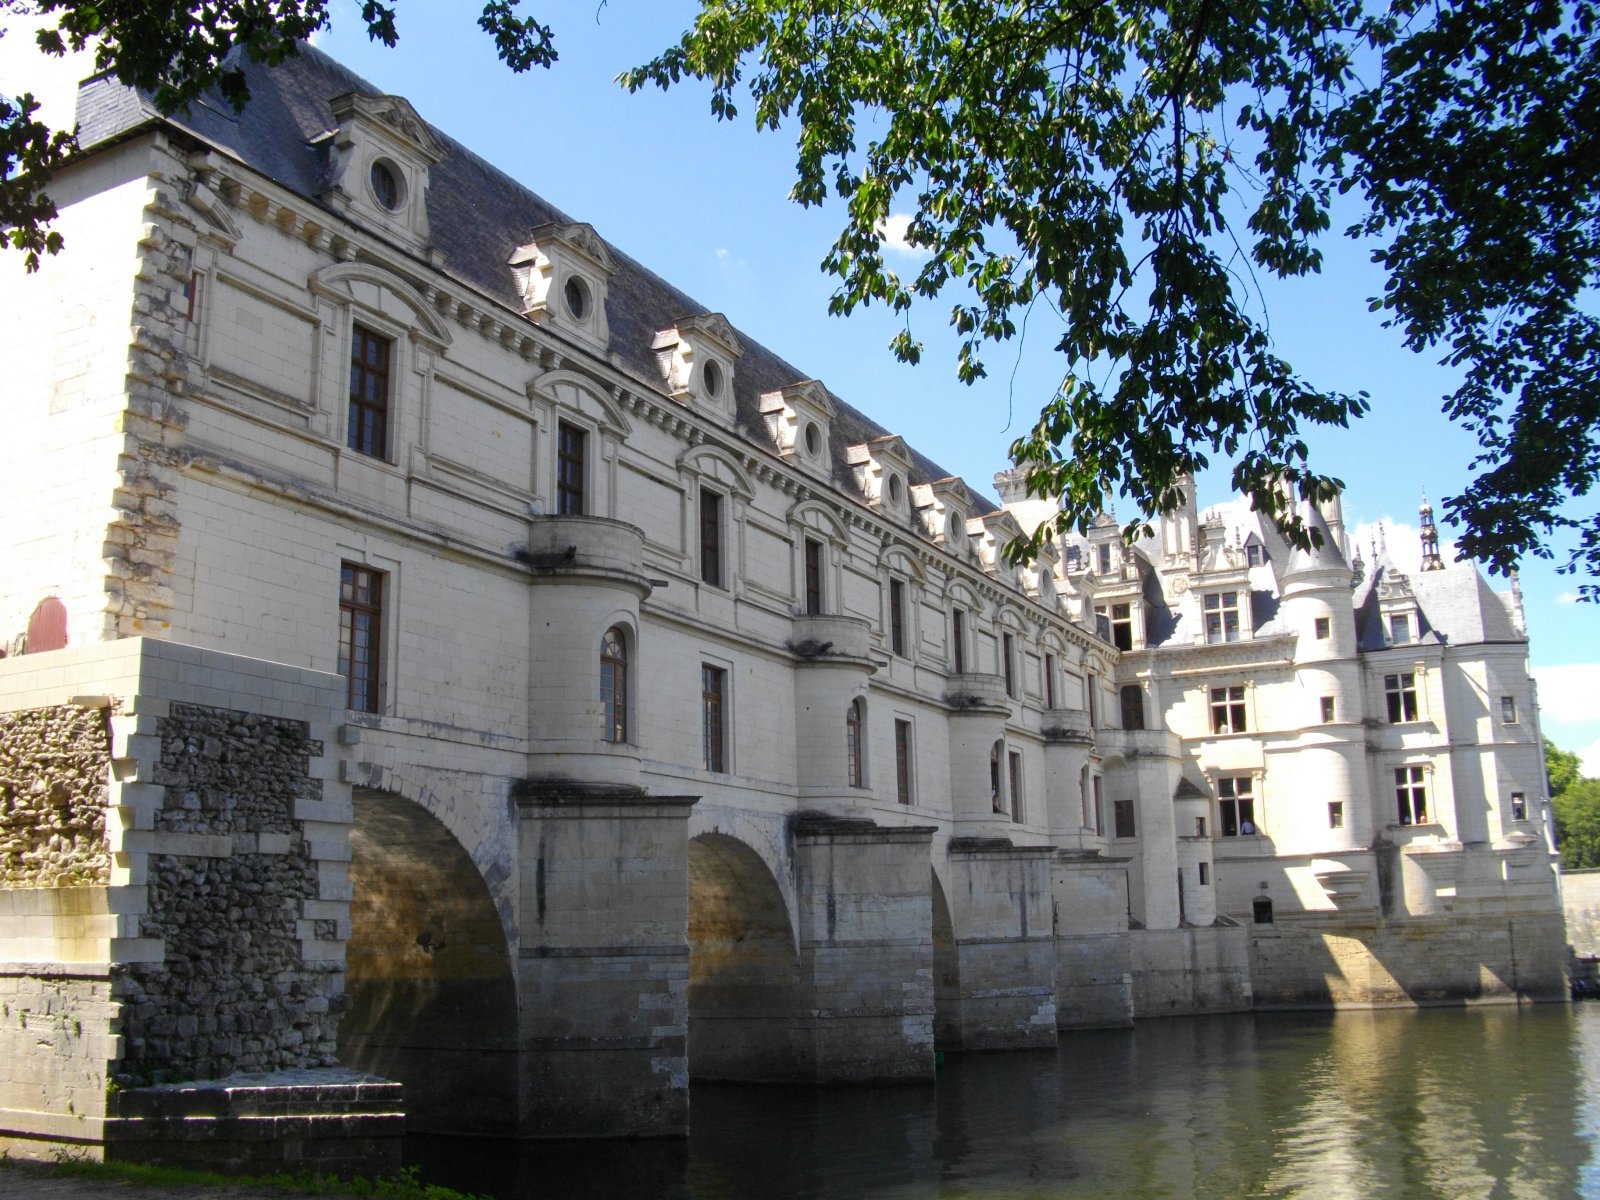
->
1353, 558, 1521, 649
72, 47, 994, 517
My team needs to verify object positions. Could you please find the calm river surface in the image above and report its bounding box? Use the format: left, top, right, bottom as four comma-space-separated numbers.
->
410, 1004, 1600, 1199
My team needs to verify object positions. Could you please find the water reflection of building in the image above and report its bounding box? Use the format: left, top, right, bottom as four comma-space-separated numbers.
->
0, 42, 1569, 1157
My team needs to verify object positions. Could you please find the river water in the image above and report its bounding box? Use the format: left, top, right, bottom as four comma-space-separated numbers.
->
411, 1004, 1600, 1199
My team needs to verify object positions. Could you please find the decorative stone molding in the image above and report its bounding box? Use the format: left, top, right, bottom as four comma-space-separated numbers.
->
760, 381, 835, 479
319, 92, 443, 253
509, 221, 617, 350
653, 313, 742, 423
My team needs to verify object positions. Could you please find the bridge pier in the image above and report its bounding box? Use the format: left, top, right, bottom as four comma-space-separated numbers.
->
788, 816, 937, 1083
939, 840, 1058, 1049
513, 782, 697, 1138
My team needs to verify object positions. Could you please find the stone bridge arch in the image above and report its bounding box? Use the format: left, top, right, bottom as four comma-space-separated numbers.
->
339, 786, 518, 1134
687, 831, 802, 1081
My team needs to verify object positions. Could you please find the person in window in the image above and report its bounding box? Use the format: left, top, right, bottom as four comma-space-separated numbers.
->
1239, 818, 1256, 835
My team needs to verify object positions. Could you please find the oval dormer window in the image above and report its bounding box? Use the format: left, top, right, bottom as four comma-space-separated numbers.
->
703, 359, 724, 398
804, 422, 823, 457
887, 474, 904, 505
369, 160, 403, 211
564, 276, 591, 321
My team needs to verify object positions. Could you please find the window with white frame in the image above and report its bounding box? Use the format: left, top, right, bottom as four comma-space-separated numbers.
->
1217, 776, 1256, 837
1395, 765, 1428, 824
1210, 684, 1247, 734
600, 626, 629, 743
1204, 591, 1243, 643
1385, 672, 1420, 723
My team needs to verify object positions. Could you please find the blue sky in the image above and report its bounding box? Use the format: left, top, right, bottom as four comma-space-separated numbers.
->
5, 0, 1595, 769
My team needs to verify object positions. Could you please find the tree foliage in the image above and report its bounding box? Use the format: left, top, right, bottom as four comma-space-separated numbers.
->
1547, 737, 1600, 869
4, 0, 1597, 587
1, 0, 555, 264
1547, 736, 1583, 798
625, 0, 1600, 587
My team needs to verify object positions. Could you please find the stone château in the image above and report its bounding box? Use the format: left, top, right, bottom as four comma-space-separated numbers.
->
0, 45, 1566, 1165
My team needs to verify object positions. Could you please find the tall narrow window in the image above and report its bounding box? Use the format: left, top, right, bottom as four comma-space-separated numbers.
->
600, 627, 628, 743
1500, 695, 1518, 723
1109, 603, 1133, 651
895, 719, 913, 805
1114, 798, 1137, 838
1003, 632, 1017, 697
804, 537, 824, 615
700, 486, 723, 587
1210, 685, 1247, 734
348, 327, 391, 459
1044, 653, 1058, 708
1204, 592, 1242, 644
1097, 544, 1113, 574
701, 665, 727, 773
952, 608, 967, 674
889, 579, 907, 657
339, 563, 383, 713
846, 698, 865, 787
556, 422, 586, 515
990, 742, 1004, 814
1092, 775, 1104, 836
1328, 801, 1344, 829
1120, 684, 1145, 730
1087, 673, 1099, 726
1009, 751, 1025, 823
1395, 766, 1428, 824
1320, 695, 1336, 723
1218, 776, 1255, 837
1385, 672, 1419, 723
1511, 792, 1527, 821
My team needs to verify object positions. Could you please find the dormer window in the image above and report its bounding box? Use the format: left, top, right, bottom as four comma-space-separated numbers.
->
911, 478, 973, 551
320, 92, 442, 252
369, 160, 403, 211
1390, 613, 1412, 644
509, 221, 617, 349
848, 436, 913, 517
654, 313, 742, 422
761, 381, 834, 477
1204, 591, 1243, 643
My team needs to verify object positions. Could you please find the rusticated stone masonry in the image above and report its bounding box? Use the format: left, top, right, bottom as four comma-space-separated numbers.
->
0, 705, 111, 889
115, 702, 342, 1086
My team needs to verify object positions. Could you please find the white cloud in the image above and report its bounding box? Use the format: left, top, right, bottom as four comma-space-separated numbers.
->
1558, 592, 1582, 605
877, 213, 931, 258
0, 13, 99, 128
1532, 664, 1600, 725
713, 247, 747, 271
1580, 738, 1600, 778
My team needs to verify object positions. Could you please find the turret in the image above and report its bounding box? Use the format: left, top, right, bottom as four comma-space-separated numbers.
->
1419, 493, 1444, 572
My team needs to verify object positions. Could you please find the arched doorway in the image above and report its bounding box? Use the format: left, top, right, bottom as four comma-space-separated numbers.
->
931, 869, 962, 1049
687, 833, 801, 1081
339, 789, 516, 1134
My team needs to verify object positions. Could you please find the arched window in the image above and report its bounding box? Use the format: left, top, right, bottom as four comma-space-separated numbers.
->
600, 627, 628, 743
846, 697, 866, 787
1120, 684, 1145, 730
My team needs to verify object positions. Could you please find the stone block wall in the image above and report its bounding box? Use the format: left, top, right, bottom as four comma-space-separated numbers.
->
0, 705, 112, 892
1563, 869, 1600, 959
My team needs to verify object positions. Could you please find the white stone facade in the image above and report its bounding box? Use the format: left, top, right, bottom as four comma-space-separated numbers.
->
0, 46, 1567, 1143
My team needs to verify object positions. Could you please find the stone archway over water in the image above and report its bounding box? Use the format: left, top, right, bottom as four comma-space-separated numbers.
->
339, 788, 517, 1134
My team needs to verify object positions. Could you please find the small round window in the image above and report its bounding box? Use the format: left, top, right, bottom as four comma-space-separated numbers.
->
703, 360, 723, 397
564, 276, 591, 320
887, 474, 903, 504
804, 422, 823, 456
369, 160, 403, 211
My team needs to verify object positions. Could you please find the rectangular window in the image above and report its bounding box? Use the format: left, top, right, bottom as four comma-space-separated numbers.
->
804, 537, 824, 615
889, 579, 907, 657
1198, 862, 1210, 886
895, 719, 913, 805
1511, 791, 1527, 821
1390, 613, 1412, 644
952, 608, 967, 674
1501, 695, 1518, 723
699, 486, 723, 587
339, 563, 383, 713
1328, 801, 1344, 829
1097, 543, 1112, 574
1314, 616, 1331, 640
1218, 776, 1255, 837
1204, 592, 1242, 644
1044, 653, 1057, 709
1003, 632, 1017, 697
1009, 751, 1025, 823
348, 326, 391, 459
1092, 775, 1104, 836
701, 665, 727, 773
1385, 672, 1419, 723
1088, 673, 1098, 726
1246, 543, 1264, 567
1109, 603, 1133, 651
1195, 816, 1207, 838
1114, 797, 1137, 839
183, 272, 200, 322
1395, 765, 1427, 825
1210, 685, 1247, 734
556, 421, 586, 515
1320, 695, 1336, 723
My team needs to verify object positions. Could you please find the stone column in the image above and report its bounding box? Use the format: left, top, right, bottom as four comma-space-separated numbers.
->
1052, 850, 1134, 1028
941, 839, 1057, 1049
790, 815, 937, 1083
513, 782, 696, 1137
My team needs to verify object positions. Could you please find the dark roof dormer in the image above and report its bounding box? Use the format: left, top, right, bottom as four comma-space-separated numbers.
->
761, 380, 835, 479
653, 312, 743, 423
847, 435, 914, 518
509, 221, 617, 351
320, 92, 442, 254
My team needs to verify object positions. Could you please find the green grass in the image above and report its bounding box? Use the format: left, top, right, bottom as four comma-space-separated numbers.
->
36, 1159, 490, 1199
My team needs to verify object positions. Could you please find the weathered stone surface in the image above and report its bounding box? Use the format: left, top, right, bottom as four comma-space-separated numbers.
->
0, 706, 111, 889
